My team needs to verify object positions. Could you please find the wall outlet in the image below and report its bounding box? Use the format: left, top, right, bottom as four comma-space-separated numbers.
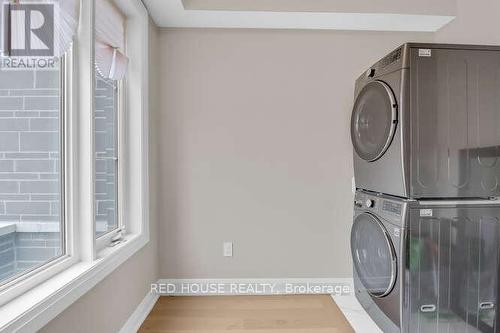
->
223, 242, 233, 257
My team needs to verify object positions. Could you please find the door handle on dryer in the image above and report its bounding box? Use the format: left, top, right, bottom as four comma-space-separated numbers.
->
420, 304, 436, 313
479, 302, 495, 310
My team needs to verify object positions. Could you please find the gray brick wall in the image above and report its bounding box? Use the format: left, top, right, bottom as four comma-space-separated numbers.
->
0, 63, 62, 283
0, 232, 61, 283
95, 74, 118, 236
0, 233, 15, 281
15, 232, 62, 273
0, 66, 118, 284
0, 64, 61, 228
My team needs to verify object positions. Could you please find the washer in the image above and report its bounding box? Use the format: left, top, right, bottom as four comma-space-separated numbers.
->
351, 190, 406, 333
351, 43, 500, 199
351, 190, 500, 332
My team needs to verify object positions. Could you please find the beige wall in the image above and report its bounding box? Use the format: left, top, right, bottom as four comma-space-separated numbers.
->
39, 22, 160, 333
156, 1, 500, 280
435, 0, 500, 44
157, 29, 432, 279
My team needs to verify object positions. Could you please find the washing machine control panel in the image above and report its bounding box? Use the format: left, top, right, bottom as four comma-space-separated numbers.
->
382, 201, 402, 216
354, 191, 406, 226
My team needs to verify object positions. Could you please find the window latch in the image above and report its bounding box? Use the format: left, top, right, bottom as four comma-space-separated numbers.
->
110, 227, 126, 247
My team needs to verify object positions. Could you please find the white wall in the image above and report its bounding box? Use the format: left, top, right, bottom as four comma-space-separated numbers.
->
156, 29, 432, 279
39, 21, 161, 333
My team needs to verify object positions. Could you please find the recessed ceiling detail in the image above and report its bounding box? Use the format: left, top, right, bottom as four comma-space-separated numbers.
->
183, 0, 456, 16
144, 0, 456, 32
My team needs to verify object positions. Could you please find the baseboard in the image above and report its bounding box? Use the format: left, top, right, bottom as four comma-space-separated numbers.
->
331, 281, 382, 333
119, 290, 159, 333
154, 278, 353, 296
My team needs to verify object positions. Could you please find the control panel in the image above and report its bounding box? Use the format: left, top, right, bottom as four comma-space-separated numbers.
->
382, 200, 402, 216
354, 191, 406, 226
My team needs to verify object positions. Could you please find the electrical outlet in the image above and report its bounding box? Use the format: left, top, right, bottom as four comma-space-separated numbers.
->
223, 242, 233, 257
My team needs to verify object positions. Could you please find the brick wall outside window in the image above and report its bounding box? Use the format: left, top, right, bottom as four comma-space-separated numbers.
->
0, 62, 62, 283
94, 74, 118, 237
0, 65, 119, 283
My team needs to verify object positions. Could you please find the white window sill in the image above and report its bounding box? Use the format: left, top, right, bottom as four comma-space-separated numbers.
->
0, 232, 149, 333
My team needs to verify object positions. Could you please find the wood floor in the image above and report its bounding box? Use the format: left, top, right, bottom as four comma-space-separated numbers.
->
139, 295, 354, 333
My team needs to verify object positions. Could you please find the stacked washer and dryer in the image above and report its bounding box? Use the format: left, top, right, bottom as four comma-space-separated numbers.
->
350, 43, 500, 333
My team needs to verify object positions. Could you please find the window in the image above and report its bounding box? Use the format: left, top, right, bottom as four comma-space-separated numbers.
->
0, 0, 149, 328
94, 0, 128, 240
0, 58, 65, 285
94, 73, 119, 237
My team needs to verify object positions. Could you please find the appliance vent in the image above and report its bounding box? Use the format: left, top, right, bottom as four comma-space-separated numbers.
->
380, 47, 402, 68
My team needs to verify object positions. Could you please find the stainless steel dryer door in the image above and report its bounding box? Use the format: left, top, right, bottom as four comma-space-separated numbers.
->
351, 80, 398, 162
351, 212, 397, 298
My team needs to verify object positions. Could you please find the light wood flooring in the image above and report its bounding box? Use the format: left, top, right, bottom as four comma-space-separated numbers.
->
139, 295, 354, 333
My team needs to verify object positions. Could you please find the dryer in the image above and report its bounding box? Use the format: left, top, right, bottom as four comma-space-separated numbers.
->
351, 43, 500, 199
351, 190, 500, 332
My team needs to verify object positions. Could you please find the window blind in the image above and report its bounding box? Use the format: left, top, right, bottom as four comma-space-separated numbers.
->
95, 0, 128, 80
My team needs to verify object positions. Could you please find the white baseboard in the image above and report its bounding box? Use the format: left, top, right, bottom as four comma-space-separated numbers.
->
331, 286, 382, 333
119, 291, 159, 333
154, 278, 353, 296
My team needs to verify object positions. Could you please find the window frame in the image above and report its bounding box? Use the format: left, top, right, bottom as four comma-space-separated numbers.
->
0, 0, 150, 330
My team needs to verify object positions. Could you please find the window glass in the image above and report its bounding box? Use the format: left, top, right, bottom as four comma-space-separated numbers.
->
94, 72, 118, 238
0, 60, 64, 284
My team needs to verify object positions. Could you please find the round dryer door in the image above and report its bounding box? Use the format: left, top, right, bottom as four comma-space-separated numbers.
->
351, 213, 397, 298
351, 80, 398, 162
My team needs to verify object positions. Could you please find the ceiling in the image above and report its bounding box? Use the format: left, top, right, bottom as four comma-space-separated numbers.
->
143, 0, 456, 32
183, 0, 455, 15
